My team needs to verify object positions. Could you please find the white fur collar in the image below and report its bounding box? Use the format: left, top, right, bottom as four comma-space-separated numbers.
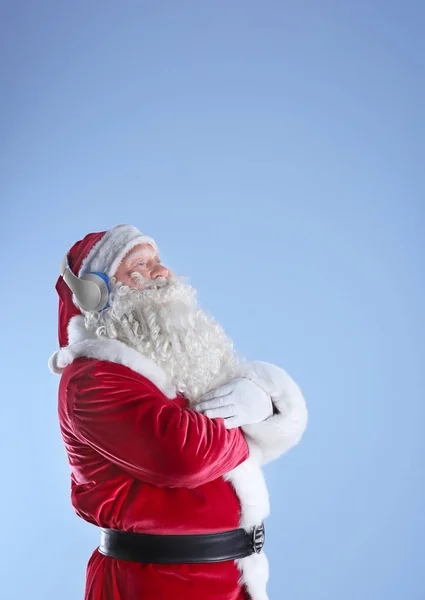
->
48, 315, 176, 398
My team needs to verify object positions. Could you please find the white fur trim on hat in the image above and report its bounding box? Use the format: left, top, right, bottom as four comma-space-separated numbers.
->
79, 224, 157, 278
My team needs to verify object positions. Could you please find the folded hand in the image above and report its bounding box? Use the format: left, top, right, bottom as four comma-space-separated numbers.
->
196, 378, 273, 429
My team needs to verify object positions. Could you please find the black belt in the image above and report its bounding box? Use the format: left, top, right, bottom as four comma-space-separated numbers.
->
98, 523, 265, 564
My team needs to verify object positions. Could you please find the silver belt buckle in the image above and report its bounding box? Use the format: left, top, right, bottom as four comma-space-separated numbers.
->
252, 523, 265, 554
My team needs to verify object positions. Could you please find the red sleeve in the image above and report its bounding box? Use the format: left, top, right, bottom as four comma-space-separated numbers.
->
67, 360, 249, 488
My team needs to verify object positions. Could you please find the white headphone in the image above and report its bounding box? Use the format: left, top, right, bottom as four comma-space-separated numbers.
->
60, 255, 111, 313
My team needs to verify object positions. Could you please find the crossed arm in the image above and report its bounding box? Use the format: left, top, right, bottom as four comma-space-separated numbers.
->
68, 359, 307, 491
68, 361, 250, 488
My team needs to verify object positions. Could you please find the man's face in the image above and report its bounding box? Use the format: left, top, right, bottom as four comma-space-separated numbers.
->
113, 243, 169, 289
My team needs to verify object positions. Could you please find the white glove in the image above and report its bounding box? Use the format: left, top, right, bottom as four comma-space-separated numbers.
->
196, 377, 273, 429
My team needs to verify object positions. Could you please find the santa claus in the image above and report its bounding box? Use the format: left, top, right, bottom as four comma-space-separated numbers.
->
49, 224, 308, 600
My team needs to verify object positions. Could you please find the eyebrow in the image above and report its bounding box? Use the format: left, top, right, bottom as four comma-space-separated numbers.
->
124, 248, 159, 266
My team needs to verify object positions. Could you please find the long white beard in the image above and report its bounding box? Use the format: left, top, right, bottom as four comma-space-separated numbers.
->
83, 275, 239, 403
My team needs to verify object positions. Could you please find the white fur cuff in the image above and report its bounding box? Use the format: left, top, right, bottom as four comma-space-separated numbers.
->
233, 361, 308, 465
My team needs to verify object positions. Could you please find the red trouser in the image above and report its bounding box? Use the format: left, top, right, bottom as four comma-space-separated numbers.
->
84, 548, 249, 600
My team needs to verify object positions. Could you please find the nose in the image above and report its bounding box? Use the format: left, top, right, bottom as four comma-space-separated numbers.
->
151, 264, 169, 279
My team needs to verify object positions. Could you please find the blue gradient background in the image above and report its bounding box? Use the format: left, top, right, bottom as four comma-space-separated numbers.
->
1, 2, 424, 599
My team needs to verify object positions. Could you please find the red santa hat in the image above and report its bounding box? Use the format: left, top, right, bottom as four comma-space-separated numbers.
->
55, 224, 156, 348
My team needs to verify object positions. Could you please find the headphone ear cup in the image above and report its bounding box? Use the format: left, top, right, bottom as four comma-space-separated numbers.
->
78, 273, 110, 313
60, 255, 111, 313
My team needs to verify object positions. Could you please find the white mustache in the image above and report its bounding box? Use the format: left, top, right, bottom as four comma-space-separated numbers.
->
130, 272, 170, 290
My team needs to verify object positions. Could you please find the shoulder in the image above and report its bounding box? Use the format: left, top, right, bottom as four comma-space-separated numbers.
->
60, 357, 168, 399
49, 325, 176, 398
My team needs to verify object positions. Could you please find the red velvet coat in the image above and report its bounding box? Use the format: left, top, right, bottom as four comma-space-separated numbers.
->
50, 316, 308, 600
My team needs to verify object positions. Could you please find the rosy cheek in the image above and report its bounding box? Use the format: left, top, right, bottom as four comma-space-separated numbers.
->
119, 272, 134, 287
